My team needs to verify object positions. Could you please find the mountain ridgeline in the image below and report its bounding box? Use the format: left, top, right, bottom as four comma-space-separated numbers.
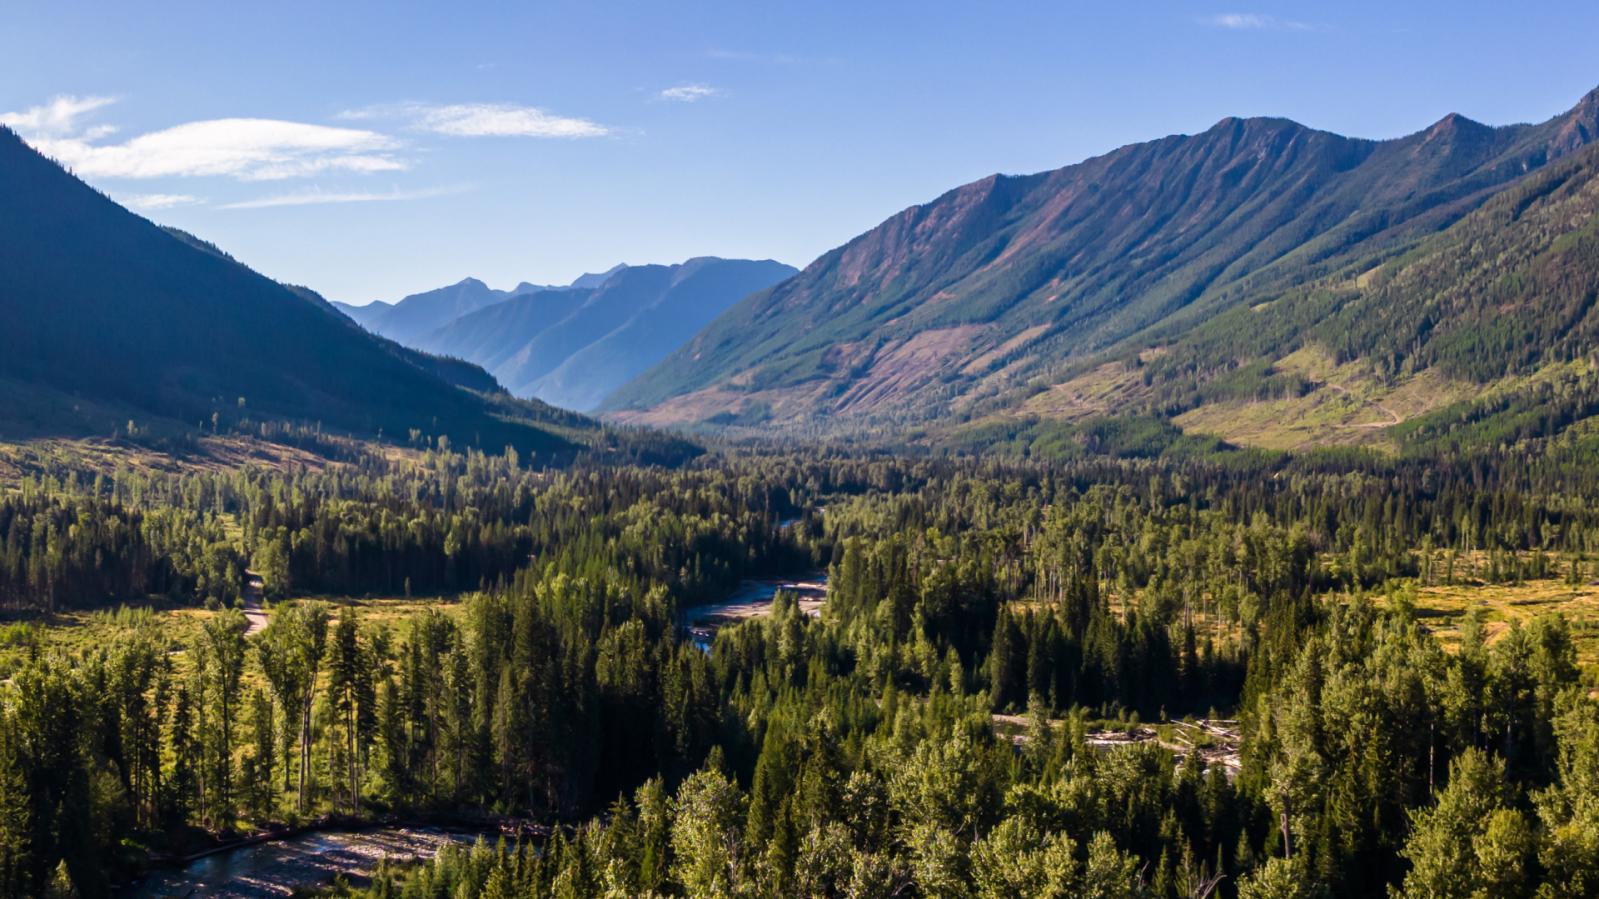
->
331, 266, 625, 345
334, 277, 520, 346
0, 125, 586, 456
604, 87, 1599, 448
348, 258, 796, 412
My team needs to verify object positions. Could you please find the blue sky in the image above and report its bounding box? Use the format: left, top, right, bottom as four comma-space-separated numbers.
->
6, 2, 1599, 303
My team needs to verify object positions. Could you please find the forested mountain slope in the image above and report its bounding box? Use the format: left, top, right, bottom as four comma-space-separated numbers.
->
1101, 135, 1599, 454
607, 87, 1599, 433
0, 126, 580, 455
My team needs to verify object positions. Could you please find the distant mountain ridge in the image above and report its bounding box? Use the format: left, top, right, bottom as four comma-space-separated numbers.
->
605, 87, 1599, 438
0, 124, 585, 455
333, 266, 627, 346
356, 258, 796, 412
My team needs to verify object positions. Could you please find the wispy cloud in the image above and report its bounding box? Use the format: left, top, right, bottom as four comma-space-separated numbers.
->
122, 192, 203, 210
706, 48, 834, 65
342, 102, 608, 138
659, 84, 721, 103
221, 184, 465, 210
35, 120, 404, 180
1201, 12, 1316, 31
0, 95, 118, 137
3, 96, 405, 180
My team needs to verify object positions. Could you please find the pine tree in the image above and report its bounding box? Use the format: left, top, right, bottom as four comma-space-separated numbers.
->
43, 859, 77, 899
328, 613, 363, 812
167, 685, 197, 828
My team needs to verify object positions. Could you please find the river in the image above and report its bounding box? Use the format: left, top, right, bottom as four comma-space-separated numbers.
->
120, 825, 494, 898
683, 573, 827, 651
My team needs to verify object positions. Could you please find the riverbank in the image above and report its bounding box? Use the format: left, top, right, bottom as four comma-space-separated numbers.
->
682, 573, 828, 650
121, 814, 547, 898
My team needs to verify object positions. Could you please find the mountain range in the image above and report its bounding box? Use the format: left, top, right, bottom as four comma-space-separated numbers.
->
0, 124, 590, 457
9, 84, 1599, 463
604, 86, 1599, 453
331, 264, 627, 346
346, 258, 796, 412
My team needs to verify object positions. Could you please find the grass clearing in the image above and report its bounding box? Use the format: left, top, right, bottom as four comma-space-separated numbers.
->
1020, 360, 1152, 420
0, 593, 469, 683
1173, 348, 1474, 451
1361, 578, 1599, 674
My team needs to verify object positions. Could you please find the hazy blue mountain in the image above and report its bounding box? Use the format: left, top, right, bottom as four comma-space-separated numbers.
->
336, 264, 630, 346
414, 288, 594, 376
570, 264, 629, 290
526, 259, 799, 411
411, 258, 796, 411
335, 277, 513, 345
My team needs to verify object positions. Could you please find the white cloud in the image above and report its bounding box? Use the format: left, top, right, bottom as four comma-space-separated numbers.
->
3, 96, 406, 181
1202, 12, 1315, 31
0, 95, 117, 137
221, 184, 463, 210
343, 102, 608, 138
29, 118, 404, 181
122, 193, 203, 210
659, 84, 720, 103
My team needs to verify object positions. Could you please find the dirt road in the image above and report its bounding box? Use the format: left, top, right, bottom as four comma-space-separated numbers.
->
1325, 383, 1402, 428
242, 571, 267, 636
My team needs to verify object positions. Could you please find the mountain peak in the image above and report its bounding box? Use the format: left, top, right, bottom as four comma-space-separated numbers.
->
1575, 85, 1599, 114
405, 257, 795, 412
1427, 111, 1489, 134
1550, 86, 1599, 158
1203, 115, 1310, 137
570, 264, 628, 290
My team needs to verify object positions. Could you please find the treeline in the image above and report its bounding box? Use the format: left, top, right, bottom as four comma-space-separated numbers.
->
236, 450, 818, 600
0, 481, 241, 613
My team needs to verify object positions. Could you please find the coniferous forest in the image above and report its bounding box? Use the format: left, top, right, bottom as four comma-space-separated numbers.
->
8, 13, 1599, 898
0, 440, 1596, 898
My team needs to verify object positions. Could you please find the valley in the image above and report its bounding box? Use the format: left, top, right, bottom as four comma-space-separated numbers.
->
339, 258, 796, 413
3, 27, 1599, 897
5, 442, 1597, 897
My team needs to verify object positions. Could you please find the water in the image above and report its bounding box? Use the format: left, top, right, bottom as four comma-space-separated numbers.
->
683, 574, 827, 652
121, 826, 489, 898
